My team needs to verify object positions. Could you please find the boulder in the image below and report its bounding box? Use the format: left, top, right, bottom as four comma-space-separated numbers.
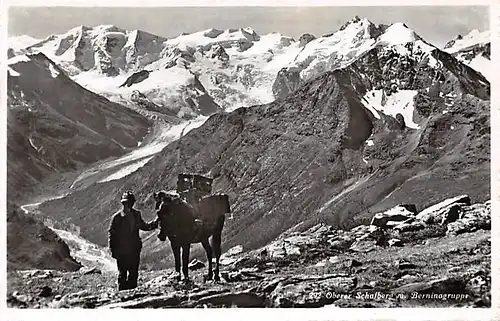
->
328, 238, 353, 251
396, 260, 417, 269
370, 205, 416, 228
80, 267, 102, 275
393, 220, 426, 232
350, 259, 363, 268
38, 286, 53, 298
350, 224, 372, 236
440, 204, 462, 225
395, 276, 466, 295
192, 291, 266, 308
328, 256, 341, 264
388, 238, 404, 247
188, 259, 205, 270
220, 269, 264, 282
416, 195, 471, 224
349, 239, 378, 253
225, 245, 244, 256
446, 203, 490, 235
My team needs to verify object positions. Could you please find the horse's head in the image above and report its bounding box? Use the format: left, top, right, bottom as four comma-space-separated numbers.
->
153, 190, 181, 210
153, 190, 182, 242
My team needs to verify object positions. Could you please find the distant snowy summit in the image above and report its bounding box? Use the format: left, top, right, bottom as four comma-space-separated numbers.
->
8, 18, 490, 117
20, 25, 167, 76
443, 29, 490, 54
442, 29, 490, 81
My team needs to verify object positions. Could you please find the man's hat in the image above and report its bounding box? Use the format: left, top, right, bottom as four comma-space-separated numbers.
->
121, 191, 136, 203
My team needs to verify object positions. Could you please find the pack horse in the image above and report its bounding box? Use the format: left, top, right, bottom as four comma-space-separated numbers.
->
153, 174, 230, 282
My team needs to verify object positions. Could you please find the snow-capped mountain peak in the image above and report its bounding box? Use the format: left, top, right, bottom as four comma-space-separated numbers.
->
377, 22, 419, 45
444, 29, 490, 53
442, 29, 490, 81
21, 24, 168, 77
165, 26, 261, 50
11, 19, 490, 125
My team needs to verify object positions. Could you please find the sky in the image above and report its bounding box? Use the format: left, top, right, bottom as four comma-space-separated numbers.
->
8, 6, 489, 47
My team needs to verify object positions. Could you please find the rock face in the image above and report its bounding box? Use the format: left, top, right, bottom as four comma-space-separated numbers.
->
119, 70, 150, 87
7, 53, 150, 201
370, 205, 417, 228
272, 67, 302, 99
298, 33, 316, 47
7, 204, 82, 271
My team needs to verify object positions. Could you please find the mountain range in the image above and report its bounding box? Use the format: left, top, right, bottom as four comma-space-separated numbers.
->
7, 17, 490, 276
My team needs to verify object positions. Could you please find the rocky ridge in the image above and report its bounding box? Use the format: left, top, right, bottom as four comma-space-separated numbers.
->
7, 52, 151, 202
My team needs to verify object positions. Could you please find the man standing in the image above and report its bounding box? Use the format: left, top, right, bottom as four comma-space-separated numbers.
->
108, 191, 158, 290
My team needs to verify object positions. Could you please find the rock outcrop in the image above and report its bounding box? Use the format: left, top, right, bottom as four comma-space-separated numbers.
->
7, 204, 82, 272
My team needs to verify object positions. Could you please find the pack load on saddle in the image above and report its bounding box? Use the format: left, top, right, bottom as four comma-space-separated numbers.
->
177, 173, 214, 204
176, 173, 230, 233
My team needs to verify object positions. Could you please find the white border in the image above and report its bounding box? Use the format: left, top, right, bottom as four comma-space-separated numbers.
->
2, 0, 496, 6
1, 1, 498, 321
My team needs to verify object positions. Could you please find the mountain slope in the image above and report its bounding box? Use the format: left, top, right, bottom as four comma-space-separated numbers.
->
39, 26, 490, 269
7, 52, 151, 202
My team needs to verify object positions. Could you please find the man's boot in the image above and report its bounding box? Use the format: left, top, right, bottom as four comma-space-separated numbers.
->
118, 279, 128, 291
117, 263, 128, 291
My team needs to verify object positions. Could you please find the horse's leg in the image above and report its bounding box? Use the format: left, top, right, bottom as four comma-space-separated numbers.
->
201, 237, 213, 282
170, 239, 181, 281
211, 233, 222, 282
211, 216, 225, 282
181, 243, 191, 281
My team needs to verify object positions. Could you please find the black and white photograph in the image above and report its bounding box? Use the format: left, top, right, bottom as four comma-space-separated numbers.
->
3, 3, 495, 314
